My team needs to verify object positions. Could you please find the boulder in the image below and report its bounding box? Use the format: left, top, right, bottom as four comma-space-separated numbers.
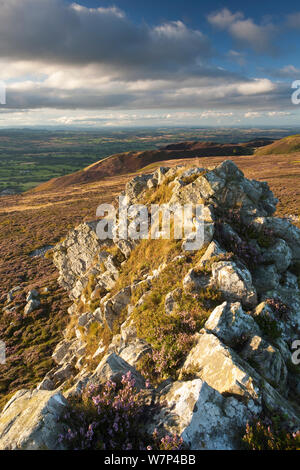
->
0, 390, 68, 450
119, 340, 151, 368
252, 217, 300, 262
181, 332, 261, 401
213, 160, 244, 182
125, 174, 153, 203
164, 288, 181, 314
240, 335, 288, 392
154, 167, 169, 185
252, 264, 280, 294
52, 221, 102, 292
205, 301, 260, 347
261, 239, 292, 273
91, 353, 145, 389
198, 240, 225, 268
211, 261, 257, 308
152, 379, 258, 450
78, 312, 94, 327
102, 286, 131, 331
171, 170, 225, 205
120, 315, 138, 344
52, 340, 75, 365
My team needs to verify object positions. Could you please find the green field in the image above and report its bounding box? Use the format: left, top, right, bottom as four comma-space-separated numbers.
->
0, 127, 297, 193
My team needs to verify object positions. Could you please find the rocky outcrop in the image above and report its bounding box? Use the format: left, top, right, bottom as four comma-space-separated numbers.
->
1, 159, 300, 450
211, 261, 257, 308
152, 379, 257, 450
0, 390, 67, 450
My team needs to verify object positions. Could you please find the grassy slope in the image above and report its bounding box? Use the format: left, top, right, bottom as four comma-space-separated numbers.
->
255, 135, 300, 156
0, 151, 299, 408
31, 141, 258, 193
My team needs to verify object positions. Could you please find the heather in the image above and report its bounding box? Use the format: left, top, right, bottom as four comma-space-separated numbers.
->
132, 257, 222, 383
59, 372, 184, 451
243, 416, 300, 450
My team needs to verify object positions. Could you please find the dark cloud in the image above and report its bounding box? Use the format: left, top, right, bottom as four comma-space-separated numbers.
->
0, 0, 211, 77
0, 1, 295, 117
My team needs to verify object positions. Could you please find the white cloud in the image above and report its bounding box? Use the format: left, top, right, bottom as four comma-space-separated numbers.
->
207, 9, 243, 29
245, 110, 291, 118
208, 8, 276, 53
237, 78, 275, 95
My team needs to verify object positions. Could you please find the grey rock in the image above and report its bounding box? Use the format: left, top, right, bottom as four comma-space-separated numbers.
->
262, 239, 292, 273
125, 174, 152, 203
52, 221, 103, 292
91, 353, 145, 389
198, 240, 225, 268
252, 216, 300, 262
240, 335, 288, 392
205, 301, 260, 347
24, 299, 40, 315
52, 340, 75, 365
211, 261, 257, 308
102, 286, 131, 331
252, 264, 280, 294
164, 288, 182, 314
119, 340, 151, 367
78, 312, 94, 327
0, 390, 68, 450
151, 378, 258, 450
181, 331, 261, 401
26, 289, 39, 302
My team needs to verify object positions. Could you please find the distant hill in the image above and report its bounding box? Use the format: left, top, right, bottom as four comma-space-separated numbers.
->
32, 139, 271, 192
255, 135, 300, 156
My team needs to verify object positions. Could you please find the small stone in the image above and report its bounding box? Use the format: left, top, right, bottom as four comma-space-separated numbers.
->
26, 289, 39, 302
24, 299, 40, 315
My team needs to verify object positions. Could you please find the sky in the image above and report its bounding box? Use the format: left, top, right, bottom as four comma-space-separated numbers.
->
1, 0, 300, 128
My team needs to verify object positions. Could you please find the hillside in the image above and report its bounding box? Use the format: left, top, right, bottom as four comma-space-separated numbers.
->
0, 150, 299, 414
32, 139, 271, 193
0, 159, 300, 450
256, 135, 300, 155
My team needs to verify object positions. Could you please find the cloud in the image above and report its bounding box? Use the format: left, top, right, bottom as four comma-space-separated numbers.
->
236, 79, 275, 95
3, 68, 280, 111
207, 8, 243, 29
244, 110, 291, 119
227, 50, 246, 66
0, 0, 211, 78
286, 12, 300, 28
207, 8, 276, 53
0, 1, 293, 121
264, 65, 300, 78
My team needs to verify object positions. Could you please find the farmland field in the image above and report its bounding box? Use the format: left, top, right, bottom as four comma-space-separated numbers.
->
0, 127, 297, 193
